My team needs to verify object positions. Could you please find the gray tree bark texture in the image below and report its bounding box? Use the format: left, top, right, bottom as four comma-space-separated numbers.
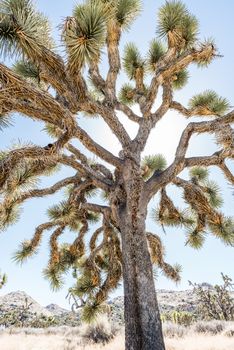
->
117, 160, 165, 350
120, 211, 165, 350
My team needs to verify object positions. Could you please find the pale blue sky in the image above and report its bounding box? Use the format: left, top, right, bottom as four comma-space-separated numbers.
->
0, 0, 234, 309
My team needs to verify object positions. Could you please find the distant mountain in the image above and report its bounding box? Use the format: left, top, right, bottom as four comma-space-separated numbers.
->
0, 289, 199, 322
2, 288, 232, 325
0, 291, 52, 316
46, 303, 70, 316
108, 289, 199, 324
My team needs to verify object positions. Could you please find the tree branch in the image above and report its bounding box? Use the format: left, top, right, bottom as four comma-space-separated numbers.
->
143, 44, 215, 115
146, 111, 234, 199
13, 176, 79, 206
219, 162, 234, 185
0, 66, 122, 168
88, 62, 106, 94
59, 155, 112, 192
132, 83, 172, 153
0, 134, 71, 190
82, 202, 111, 215
74, 129, 122, 168
150, 83, 173, 125
105, 21, 121, 102
115, 102, 142, 124
170, 100, 222, 117
0, 63, 77, 131
170, 101, 193, 117
185, 149, 234, 168
67, 144, 113, 180
78, 98, 131, 148
142, 48, 176, 115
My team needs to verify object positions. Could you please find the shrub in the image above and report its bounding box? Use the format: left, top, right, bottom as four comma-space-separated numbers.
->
161, 311, 195, 326
162, 322, 186, 338
190, 273, 234, 321
193, 320, 225, 334
81, 316, 117, 344
224, 329, 234, 337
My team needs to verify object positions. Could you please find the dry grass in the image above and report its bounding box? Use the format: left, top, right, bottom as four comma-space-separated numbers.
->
0, 321, 234, 350
1, 333, 234, 350
165, 335, 234, 350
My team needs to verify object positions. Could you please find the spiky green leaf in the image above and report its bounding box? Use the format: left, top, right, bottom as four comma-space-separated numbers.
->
43, 124, 63, 139
115, 0, 141, 29
152, 206, 195, 228
172, 69, 189, 90
81, 301, 106, 323
0, 202, 22, 231
5, 164, 39, 194
63, 1, 108, 71
204, 181, 223, 209
123, 42, 144, 79
208, 217, 234, 246
0, 271, 7, 289
0, 0, 52, 59
157, 1, 198, 48
142, 154, 167, 180
47, 201, 71, 221
118, 83, 135, 106
185, 228, 206, 249
162, 262, 182, 282
43, 265, 65, 291
196, 38, 216, 67
189, 90, 230, 116
87, 211, 101, 224
189, 166, 209, 182
147, 39, 165, 72
74, 275, 99, 298
0, 114, 12, 130
12, 240, 36, 264
13, 60, 39, 79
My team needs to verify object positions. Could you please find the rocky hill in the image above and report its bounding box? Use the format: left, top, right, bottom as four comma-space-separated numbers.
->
108, 289, 199, 324
0, 289, 198, 317
0, 289, 199, 325
1, 288, 232, 326
46, 303, 70, 316
0, 291, 52, 316
0, 291, 79, 328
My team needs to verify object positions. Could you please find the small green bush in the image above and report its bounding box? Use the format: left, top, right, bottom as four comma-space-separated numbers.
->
161, 310, 195, 326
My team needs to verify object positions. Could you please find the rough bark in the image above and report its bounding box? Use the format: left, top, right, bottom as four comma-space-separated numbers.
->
116, 160, 165, 350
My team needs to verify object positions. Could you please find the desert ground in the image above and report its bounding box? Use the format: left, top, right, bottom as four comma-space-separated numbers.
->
1, 321, 234, 350
1, 333, 234, 350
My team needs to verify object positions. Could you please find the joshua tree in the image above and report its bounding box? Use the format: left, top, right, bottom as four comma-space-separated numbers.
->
0, 0, 234, 349
0, 271, 7, 289
190, 273, 234, 321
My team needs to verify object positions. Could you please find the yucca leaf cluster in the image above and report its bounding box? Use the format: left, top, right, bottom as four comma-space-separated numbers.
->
141, 154, 167, 180
152, 166, 234, 249
189, 90, 230, 116
157, 0, 199, 49
0, 0, 52, 59
118, 1, 219, 106
0, 144, 59, 231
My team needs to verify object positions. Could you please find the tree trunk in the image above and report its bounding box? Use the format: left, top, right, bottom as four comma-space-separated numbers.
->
117, 161, 165, 350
